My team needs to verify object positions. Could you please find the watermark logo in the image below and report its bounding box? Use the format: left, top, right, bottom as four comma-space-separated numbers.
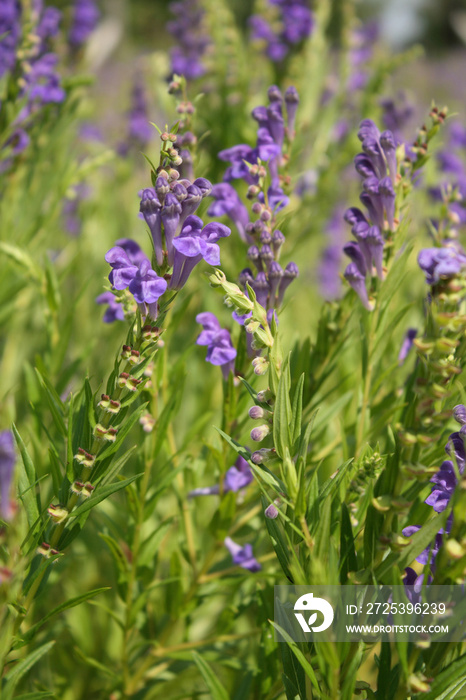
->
293, 592, 334, 633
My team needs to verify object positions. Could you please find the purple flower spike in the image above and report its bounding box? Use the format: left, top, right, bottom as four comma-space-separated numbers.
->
284, 86, 299, 135
196, 311, 236, 379
179, 184, 203, 226
224, 536, 261, 572
277, 262, 298, 307
128, 260, 168, 319
69, 0, 99, 48
140, 189, 163, 266
0, 431, 16, 521
344, 262, 373, 311
453, 405, 466, 426
105, 247, 139, 290
162, 193, 182, 267
96, 292, 125, 323
252, 271, 270, 308
398, 328, 417, 365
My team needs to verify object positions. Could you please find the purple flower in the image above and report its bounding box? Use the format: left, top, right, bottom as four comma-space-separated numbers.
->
128, 260, 168, 319
402, 525, 444, 567
445, 431, 466, 473
224, 536, 261, 572
169, 216, 231, 290
196, 312, 236, 379
425, 460, 458, 513
69, 0, 99, 47
398, 328, 417, 365
449, 122, 466, 150
105, 247, 139, 290
208, 183, 250, 243
0, 431, 16, 521
344, 263, 373, 311
96, 291, 125, 323
188, 456, 252, 497
418, 246, 466, 285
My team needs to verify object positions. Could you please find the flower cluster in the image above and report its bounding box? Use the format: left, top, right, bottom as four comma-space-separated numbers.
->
249, 0, 314, 63
167, 0, 210, 81
0, 1, 21, 79
196, 312, 236, 380
101, 131, 231, 322
1, 1, 66, 171
209, 87, 299, 333
403, 407, 465, 585
343, 119, 397, 310
69, 0, 100, 48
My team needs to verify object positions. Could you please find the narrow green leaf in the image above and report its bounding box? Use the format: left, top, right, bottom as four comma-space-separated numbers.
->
192, 651, 229, 700
12, 424, 40, 528
269, 621, 320, 694
138, 519, 174, 568
2, 641, 55, 700
23, 588, 110, 642
35, 369, 66, 438
273, 354, 292, 458
420, 654, 466, 700
340, 502, 357, 583
290, 373, 304, 447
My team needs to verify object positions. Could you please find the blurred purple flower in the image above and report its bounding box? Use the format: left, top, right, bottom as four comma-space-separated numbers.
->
208, 183, 251, 243
196, 312, 236, 379
249, 0, 313, 62
96, 291, 125, 323
0, 430, 16, 521
0, 0, 21, 78
398, 328, 417, 365
224, 536, 261, 572
418, 245, 466, 285
167, 0, 210, 80
188, 456, 252, 497
69, 0, 99, 47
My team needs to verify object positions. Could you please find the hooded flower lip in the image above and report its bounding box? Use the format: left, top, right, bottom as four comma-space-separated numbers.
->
224, 536, 261, 572
105, 247, 139, 290
128, 259, 168, 306
169, 216, 231, 290
0, 430, 16, 521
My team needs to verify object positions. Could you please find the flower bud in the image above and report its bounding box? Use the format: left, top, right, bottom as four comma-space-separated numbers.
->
453, 405, 466, 425
265, 503, 279, 519
250, 424, 270, 442
252, 357, 269, 375
247, 185, 260, 199
249, 405, 266, 420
